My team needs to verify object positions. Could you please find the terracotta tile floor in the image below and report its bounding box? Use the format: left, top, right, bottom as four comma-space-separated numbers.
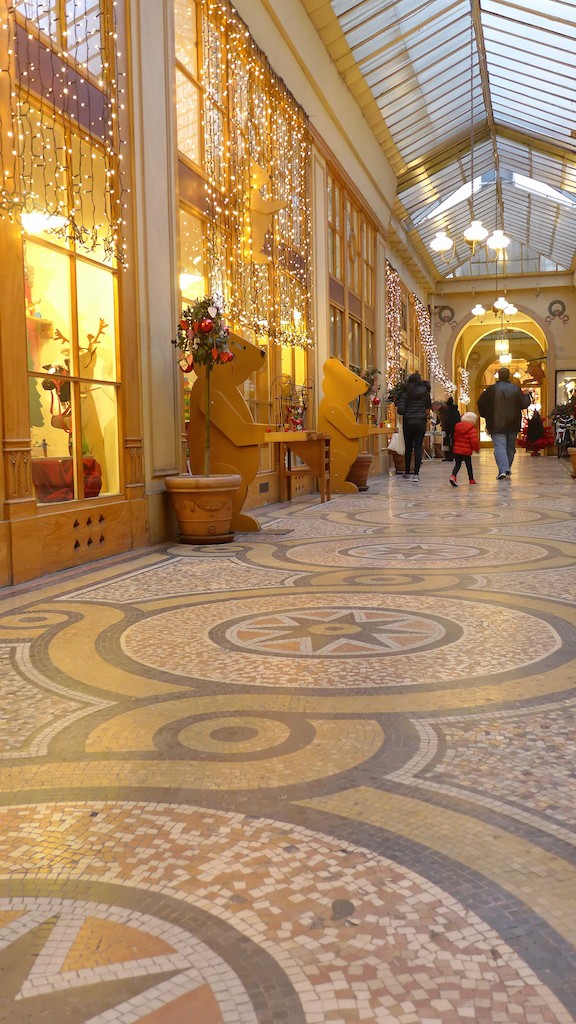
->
1, 452, 576, 1023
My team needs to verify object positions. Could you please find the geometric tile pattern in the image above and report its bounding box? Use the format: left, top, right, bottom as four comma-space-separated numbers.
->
119, 591, 561, 687
0, 453, 576, 1023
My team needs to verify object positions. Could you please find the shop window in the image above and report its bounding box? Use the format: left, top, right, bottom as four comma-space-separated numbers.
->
328, 175, 343, 281
363, 223, 375, 309
365, 327, 375, 369
330, 305, 344, 360
15, 0, 105, 78
64, 0, 104, 76
76, 261, 117, 380
346, 201, 361, 295
327, 165, 377, 371
174, 0, 198, 75
25, 240, 120, 503
19, 118, 68, 247
179, 207, 206, 300
176, 68, 202, 166
14, 0, 58, 34
349, 317, 361, 367
70, 138, 115, 264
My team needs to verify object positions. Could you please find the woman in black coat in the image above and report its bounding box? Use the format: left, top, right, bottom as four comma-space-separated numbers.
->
396, 372, 432, 482
438, 396, 461, 461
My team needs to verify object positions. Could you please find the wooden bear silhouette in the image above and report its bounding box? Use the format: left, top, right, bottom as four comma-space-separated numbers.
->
317, 358, 382, 493
246, 162, 287, 264
188, 332, 268, 532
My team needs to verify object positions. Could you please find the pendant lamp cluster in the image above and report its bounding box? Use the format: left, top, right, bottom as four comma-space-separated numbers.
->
429, 2, 510, 264
470, 195, 517, 366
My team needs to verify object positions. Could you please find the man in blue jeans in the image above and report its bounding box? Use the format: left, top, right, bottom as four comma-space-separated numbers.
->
477, 367, 532, 479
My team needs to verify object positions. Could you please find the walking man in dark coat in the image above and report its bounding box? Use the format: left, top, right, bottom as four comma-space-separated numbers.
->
477, 367, 532, 479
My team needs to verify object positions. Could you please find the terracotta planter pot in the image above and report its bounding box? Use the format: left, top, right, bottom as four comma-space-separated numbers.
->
165, 473, 242, 543
388, 450, 405, 474
346, 452, 374, 491
567, 448, 576, 478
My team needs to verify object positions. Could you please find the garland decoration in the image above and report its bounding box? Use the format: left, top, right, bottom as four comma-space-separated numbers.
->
414, 298, 456, 393
385, 262, 402, 391
458, 366, 470, 405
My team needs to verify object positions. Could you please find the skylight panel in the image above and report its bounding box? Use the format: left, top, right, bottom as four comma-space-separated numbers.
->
513, 173, 576, 207
425, 178, 479, 220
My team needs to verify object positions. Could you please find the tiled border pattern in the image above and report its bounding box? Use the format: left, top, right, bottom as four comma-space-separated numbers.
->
0, 454, 575, 1022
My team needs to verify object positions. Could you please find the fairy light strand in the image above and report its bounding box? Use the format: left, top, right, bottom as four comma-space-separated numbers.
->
458, 365, 470, 405
414, 297, 456, 393
0, 1, 128, 265
198, 0, 313, 347
385, 261, 402, 389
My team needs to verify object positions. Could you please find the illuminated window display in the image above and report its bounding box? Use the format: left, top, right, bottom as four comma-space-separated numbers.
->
175, 0, 313, 490
2, 1, 127, 510
26, 240, 120, 502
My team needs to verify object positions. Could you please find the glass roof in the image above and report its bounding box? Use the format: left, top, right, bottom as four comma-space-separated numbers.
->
317, 0, 576, 279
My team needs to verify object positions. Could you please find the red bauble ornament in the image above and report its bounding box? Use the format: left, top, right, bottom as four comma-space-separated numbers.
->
199, 317, 214, 334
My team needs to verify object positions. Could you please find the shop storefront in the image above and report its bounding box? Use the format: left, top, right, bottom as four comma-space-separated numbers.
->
0, 0, 146, 585
0, 0, 430, 586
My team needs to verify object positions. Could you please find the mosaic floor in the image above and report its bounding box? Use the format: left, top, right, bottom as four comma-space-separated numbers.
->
1, 451, 576, 1023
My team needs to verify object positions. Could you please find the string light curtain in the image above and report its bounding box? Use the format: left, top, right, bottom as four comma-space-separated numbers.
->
0, 1, 128, 263
458, 366, 470, 405
414, 297, 456, 393
385, 261, 402, 390
200, 0, 313, 347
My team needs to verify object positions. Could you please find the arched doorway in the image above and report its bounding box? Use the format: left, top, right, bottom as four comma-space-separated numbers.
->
454, 314, 548, 443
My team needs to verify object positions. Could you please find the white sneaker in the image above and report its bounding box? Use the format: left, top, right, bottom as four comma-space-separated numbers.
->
411, 475, 419, 483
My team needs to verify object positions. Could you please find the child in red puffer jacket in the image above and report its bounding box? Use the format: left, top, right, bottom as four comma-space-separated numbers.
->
449, 412, 480, 487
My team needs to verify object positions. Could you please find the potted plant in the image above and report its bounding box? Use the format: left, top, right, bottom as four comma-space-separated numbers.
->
346, 365, 382, 489
165, 295, 242, 543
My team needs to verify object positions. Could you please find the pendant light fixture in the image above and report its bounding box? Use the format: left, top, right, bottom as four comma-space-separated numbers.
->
486, 226, 510, 255
429, 230, 454, 256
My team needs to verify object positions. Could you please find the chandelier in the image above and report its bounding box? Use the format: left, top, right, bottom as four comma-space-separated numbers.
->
471, 296, 517, 318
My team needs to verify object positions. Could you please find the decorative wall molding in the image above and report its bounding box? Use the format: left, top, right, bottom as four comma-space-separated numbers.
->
124, 439, 144, 487
3, 441, 33, 501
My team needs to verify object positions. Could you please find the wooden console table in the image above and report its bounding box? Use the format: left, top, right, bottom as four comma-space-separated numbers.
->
264, 431, 331, 503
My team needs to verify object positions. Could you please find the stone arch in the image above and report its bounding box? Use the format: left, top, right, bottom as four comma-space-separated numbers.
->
451, 307, 550, 414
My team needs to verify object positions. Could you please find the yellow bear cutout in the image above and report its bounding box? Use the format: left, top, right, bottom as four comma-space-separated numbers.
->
245, 163, 288, 264
317, 358, 383, 493
188, 332, 268, 532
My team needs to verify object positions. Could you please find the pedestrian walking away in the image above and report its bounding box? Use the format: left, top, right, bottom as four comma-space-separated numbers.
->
438, 395, 461, 461
449, 412, 480, 487
477, 367, 532, 478
395, 372, 432, 482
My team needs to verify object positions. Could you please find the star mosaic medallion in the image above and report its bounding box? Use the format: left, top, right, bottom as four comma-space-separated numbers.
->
224, 608, 443, 656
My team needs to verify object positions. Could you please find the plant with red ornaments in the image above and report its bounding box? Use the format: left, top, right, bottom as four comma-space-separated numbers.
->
172, 294, 236, 475
173, 295, 234, 374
